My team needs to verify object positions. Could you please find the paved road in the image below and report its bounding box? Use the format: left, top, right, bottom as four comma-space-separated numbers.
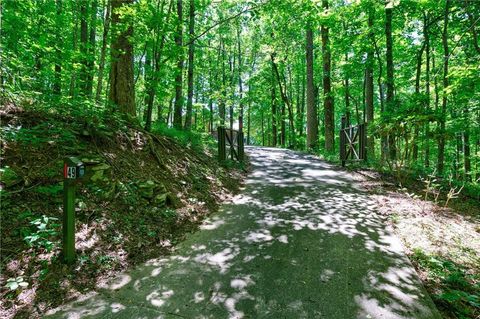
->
48, 147, 441, 319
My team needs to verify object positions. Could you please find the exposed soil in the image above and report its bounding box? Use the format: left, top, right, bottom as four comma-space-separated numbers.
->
347, 167, 480, 318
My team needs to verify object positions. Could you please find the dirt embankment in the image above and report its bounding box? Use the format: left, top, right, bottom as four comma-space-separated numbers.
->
0, 104, 245, 318
349, 168, 480, 319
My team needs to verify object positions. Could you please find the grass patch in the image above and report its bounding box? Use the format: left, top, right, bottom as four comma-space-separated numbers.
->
411, 249, 480, 319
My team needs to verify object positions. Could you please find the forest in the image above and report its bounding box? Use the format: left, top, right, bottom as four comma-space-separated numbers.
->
2, 0, 480, 186
1, 0, 480, 318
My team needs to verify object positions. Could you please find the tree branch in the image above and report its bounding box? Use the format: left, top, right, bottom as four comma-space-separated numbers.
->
184, 1, 270, 47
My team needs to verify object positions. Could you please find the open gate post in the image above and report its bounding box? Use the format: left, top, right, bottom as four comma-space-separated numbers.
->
217, 126, 244, 162
340, 113, 367, 167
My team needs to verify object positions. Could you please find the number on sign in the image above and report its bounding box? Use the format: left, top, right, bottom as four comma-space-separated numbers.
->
67, 167, 76, 179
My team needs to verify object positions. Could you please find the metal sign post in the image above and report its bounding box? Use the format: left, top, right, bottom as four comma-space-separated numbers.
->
63, 157, 85, 264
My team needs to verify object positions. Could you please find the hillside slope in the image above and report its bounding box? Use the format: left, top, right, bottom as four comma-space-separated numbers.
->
0, 104, 244, 318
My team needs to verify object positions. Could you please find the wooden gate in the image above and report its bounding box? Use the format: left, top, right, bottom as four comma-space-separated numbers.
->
217, 127, 244, 162
340, 114, 367, 167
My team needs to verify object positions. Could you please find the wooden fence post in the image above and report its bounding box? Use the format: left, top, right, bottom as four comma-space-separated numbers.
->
229, 130, 234, 160
340, 115, 346, 167
218, 126, 226, 161
238, 131, 244, 162
359, 123, 366, 161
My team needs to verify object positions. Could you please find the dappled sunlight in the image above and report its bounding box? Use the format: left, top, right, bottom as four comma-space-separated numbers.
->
146, 286, 174, 307
75, 224, 100, 251
372, 189, 480, 269
244, 230, 273, 243
320, 269, 336, 282
46, 147, 440, 319
97, 273, 131, 290
194, 247, 240, 274
193, 291, 205, 303
110, 302, 126, 313
200, 217, 225, 230
47, 293, 107, 319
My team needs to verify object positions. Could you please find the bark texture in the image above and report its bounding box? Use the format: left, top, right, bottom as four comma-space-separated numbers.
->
306, 26, 318, 150
109, 0, 136, 116
322, 0, 334, 153
184, 0, 195, 129
173, 0, 184, 129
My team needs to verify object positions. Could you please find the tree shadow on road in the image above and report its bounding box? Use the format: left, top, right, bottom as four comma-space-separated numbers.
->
46, 147, 440, 319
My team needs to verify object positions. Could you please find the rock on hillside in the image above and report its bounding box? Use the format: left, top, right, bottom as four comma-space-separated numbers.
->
0, 104, 245, 318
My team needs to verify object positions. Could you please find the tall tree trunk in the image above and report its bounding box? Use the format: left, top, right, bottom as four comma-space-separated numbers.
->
271, 54, 295, 148
295, 68, 302, 139
362, 70, 366, 123
96, 0, 110, 102
372, 31, 386, 160
261, 109, 265, 146
344, 53, 350, 114
157, 102, 163, 124
79, 0, 88, 96
193, 107, 197, 130
464, 109, 471, 181
237, 25, 244, 133
365, 7, 375, 159
109, 0, 135, 116
438, 0, 450, 175
315, 84, 321, 135
287, 65, 294, 147
433, 48, 439, 113
453, 133, 463, 180
69, 6, 79, 97
271, 62, 277, 147
184, 0, 195, 129
166, 97, 174, 126
173, 0, 184, 129
476, 135, 479, 182
267, 112, 271, 146
219, 40, 226, 126
300, 70, 305, 139
145, 0, 172, 131
281, 99, 286, 147
85, 0, 97, 97
208, 99, 213, 131
208, 53, 214, 132
229, 53, 235, 130
247, 101, 251, 145
306, 26, 318, 150
464, 1, 480, 54
33, 3, 44, 92
143, 45, 153, 126
201, 101, 205, 131
322, 0, 334, 153
476, 111, 480, 182
424, 12, 431, 168
53, 0, 62, 95
413, 41, 425, 161
385, 2, 396, 159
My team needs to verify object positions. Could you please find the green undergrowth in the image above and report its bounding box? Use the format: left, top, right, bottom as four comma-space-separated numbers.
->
220, 158, 249, 171
411, 249, 480, 319
152, 123, 217, 153
306, 136, 479, 201
320, 149, 479, 202
0, 102, 244, 318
